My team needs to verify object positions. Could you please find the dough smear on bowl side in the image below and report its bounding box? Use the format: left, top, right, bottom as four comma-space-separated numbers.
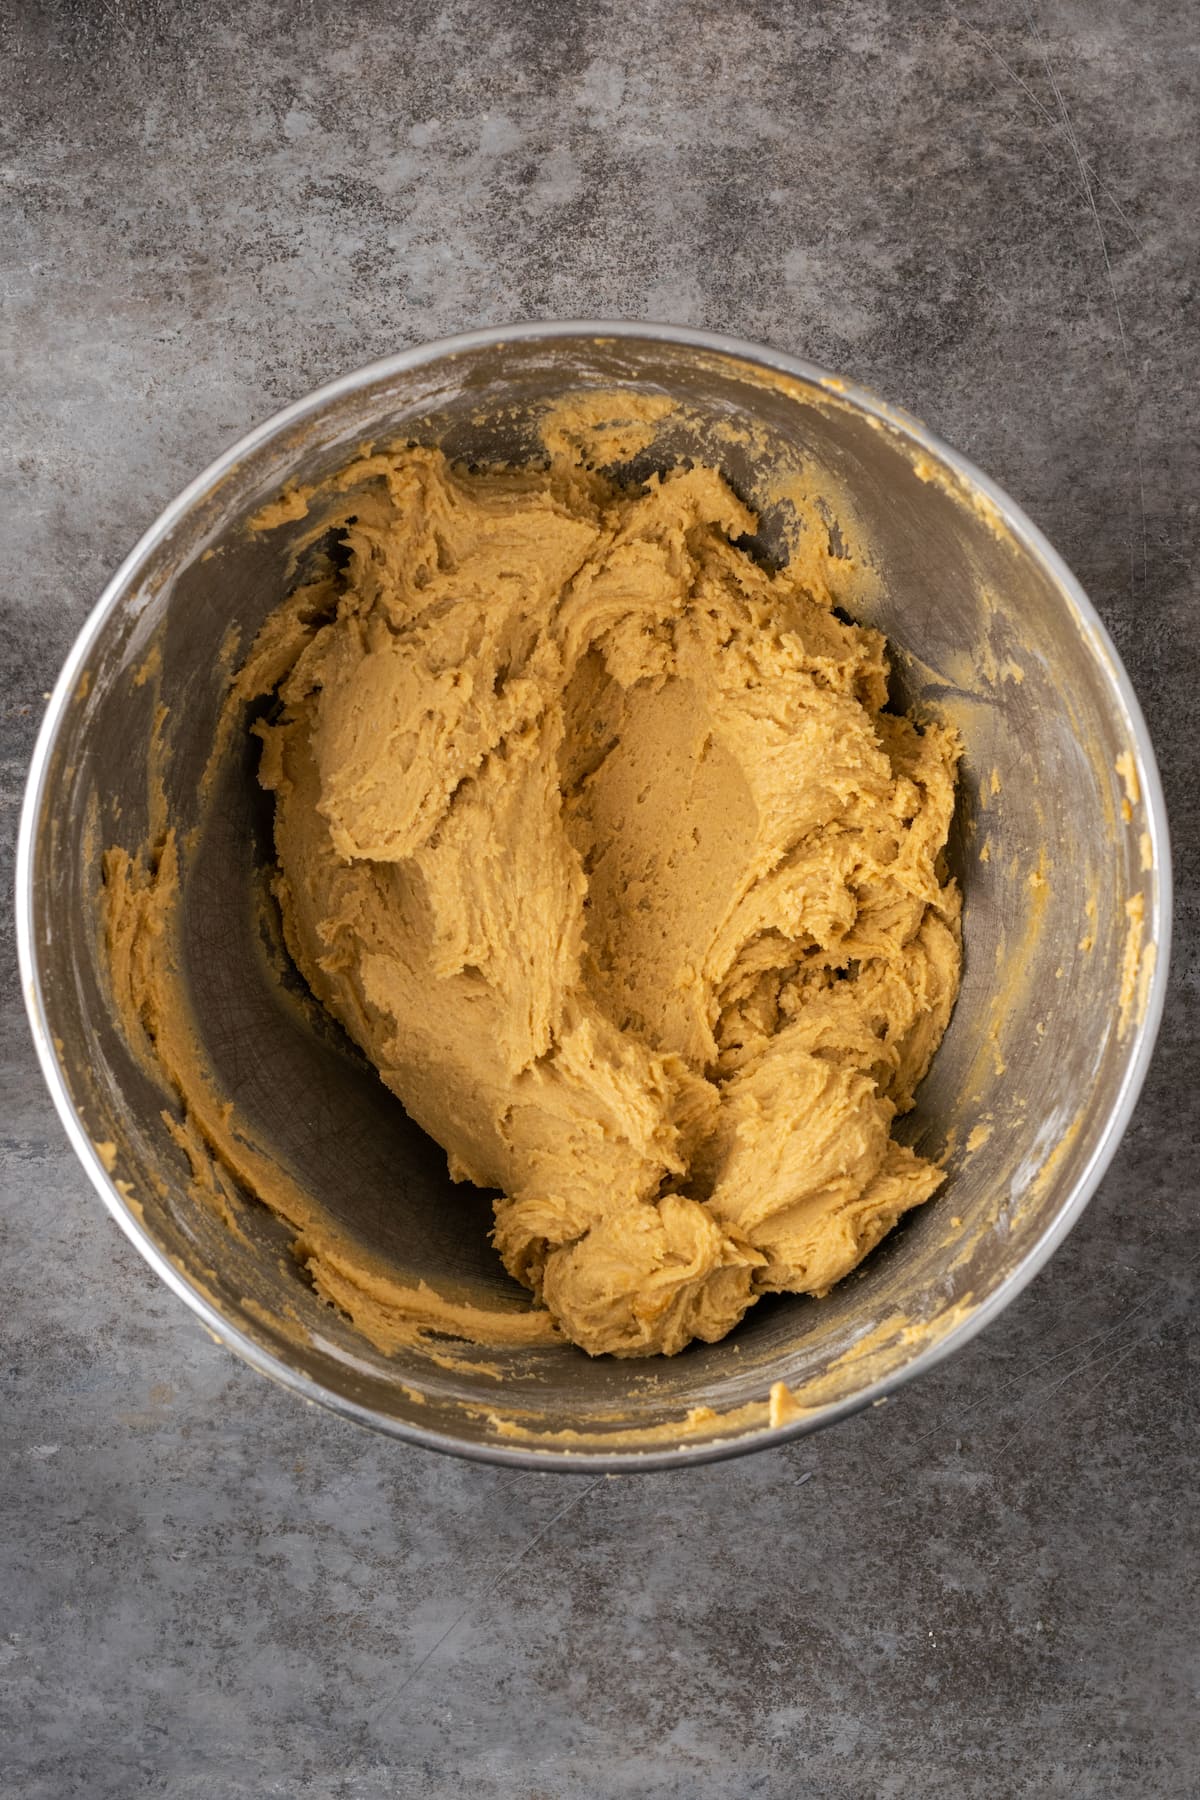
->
242, 412, 963, 1358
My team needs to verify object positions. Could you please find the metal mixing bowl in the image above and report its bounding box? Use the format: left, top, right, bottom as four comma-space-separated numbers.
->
17, 323, 1170, 1468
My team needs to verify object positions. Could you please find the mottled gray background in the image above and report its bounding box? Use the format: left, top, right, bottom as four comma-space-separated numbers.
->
2, 1, 1197, 1795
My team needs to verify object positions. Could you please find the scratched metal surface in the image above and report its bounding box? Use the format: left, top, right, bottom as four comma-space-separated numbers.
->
1, 1, 1196, 1795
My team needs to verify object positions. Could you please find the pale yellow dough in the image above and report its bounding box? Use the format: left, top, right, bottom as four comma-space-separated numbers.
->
249, 434, 962, 1357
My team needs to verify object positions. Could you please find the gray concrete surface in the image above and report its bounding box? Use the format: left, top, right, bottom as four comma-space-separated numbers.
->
3, 2, 1197, 1795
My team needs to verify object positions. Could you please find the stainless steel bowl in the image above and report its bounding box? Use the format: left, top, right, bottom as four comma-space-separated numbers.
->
17, 323, 1170, 1468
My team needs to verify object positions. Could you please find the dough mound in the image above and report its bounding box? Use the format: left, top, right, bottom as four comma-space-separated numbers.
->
253, 442, 962, 1357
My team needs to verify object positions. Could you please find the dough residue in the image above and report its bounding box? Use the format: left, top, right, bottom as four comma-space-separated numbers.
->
243, 421, 962, 1358
101, 832, 560, 1356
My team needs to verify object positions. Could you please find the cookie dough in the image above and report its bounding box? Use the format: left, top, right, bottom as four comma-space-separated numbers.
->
249, 430, 962, 1357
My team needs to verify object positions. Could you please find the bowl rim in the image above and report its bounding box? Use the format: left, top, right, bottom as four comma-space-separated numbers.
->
16, 318, 1173, 1471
